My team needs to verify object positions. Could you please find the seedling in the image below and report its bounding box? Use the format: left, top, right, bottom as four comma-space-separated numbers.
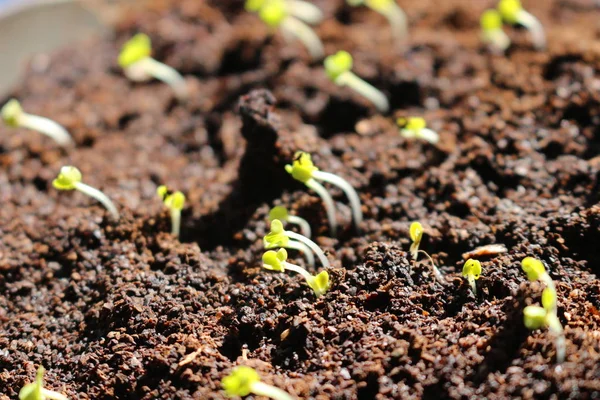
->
409, 222, 444, 283
285, 151, 363, 236
324, 51, 389, 113
264, 219, 330, 269
521, 257, 565, 363
52, 166, 120, 220
497, 0, 545, 50
1, 99, 74, 147
397, 117, 439, 145
269, 206, 312, 238
263, 248, 330, 297
246, 0, 324, 25
222, 365, 293, 400
480, 9, 510, 52
118, 33, 189, 101
19, 366, 68, 400
462, 258, 482, 295
346, 0, 408, 40
250, 0, 324, 59
157, 185, 185, 237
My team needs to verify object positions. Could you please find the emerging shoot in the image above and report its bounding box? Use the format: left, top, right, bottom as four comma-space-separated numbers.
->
264, 219, 330, 269
521, 257, 565, 363
1, 99, 74, 147
480, 9, 510, 52
52, 166, 120, 220
498, 0, 545, 50
157, 185, 186, 237
119, 33, 189, 101
286, 151, 363, 236
263, 248, 331, 298
397, 117, 439, 145
246, 0, 324, 25
19, 366, 68, 400
346, 0, 408, 40
325, 51, 389, 113
250, 0, 324, 59
462, 258, 482, 295
409, 222, 444, 283
267, 207, 315, 267
270, 206, 312, 238
222, 366, 293, 400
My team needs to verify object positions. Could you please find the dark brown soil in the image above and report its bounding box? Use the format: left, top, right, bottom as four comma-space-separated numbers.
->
2, 0, 600, 398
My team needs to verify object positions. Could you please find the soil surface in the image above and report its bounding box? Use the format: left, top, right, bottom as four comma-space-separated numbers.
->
2, 0, 600, 398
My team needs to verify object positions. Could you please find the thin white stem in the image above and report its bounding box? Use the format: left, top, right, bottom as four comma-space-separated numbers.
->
128, 57, 189, 101
251, 380, 294, 400
379, 2, 408, 40
287, 215, 312, 238
336, 71, 389, 113
73, 182, 120, 220
312, 170, 363, 233
283, 261, 315, 286
305, 179, 337, 237
42, 389, 68, 400
517, 10, 546, 50
284, 239, 315, 268
418, 250, 445, 283
286, 230, 330, 269
286, 0, 323, 25
281, 16, 324, 60
482, 29, 510, 52
19, 113, 74, 147
170, 208, 181, 237
546, 313, 566, 363
468, 275, 477, 295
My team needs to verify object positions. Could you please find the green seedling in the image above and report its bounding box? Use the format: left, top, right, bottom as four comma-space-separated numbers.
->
325, 51, 389, 113
119, 33, 189, 101
480, 9, 510, 52
265, 219, 330, 269
222, 366, 293, 400
409, 222, 444, 283
246, 0, 324, 25
263, 248, 330, 297
19, 366, 68, 400
397, 117, 439, 145
521, 257, 565, 363
52, 166, 120, 220
346, 0, 407, 40
1, 99, 74, 147
498, 0, 545, 50
157, 185, 185, 237
251, 0, 324, 59
269, 206, 314, 266
462, 258, 482, 295
286, 151, 363, 236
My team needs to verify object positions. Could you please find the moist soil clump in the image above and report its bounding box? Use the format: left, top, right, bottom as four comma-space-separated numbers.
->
1, 0, 600, 399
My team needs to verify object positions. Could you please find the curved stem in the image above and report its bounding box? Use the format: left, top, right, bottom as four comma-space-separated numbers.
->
376, 1, 408, 40
418, 250, 444, 283
251, 380, 294, 400
312, 170, 363, 233
286, 0, 323, 25
546, 313, 566, 363
305, 179, 337, 237
285, 239, 315, 268
74, 182, 120, 220
467, 275, 477, 295
336, 71, 389, 113
517, 10, 546, 50
286, 230, 330, 269
19, 113, 74, 147
281, 16, 324, 60
287, 215, 312, 239
170, 208, 181, 237
42, 388, 68, 400
283, 261, 315, 284
482, 29, 510, 52
139, 57, 189, 101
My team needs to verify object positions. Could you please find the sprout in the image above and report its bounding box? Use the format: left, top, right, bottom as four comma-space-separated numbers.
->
118, 33, 188, 101
52, 166, 119, 220
346, 0, 408, 41
480, 9, 510, 52
409, 222, 444, 283
19, 366, 68, 400
269, 206, 311, 238
157, 185, 186, 237
462, 258, 482, 295
521, 257, 565, 363
1, 99, 74, 147
263, 249, 330, 297
249, 0, 324, 60
324, 51, 389, 113
222, 366, 293, 400
497, 0, 545, 50
285, 151, 363, 236
264, 219, 330, 269
397, 117, 439, 145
